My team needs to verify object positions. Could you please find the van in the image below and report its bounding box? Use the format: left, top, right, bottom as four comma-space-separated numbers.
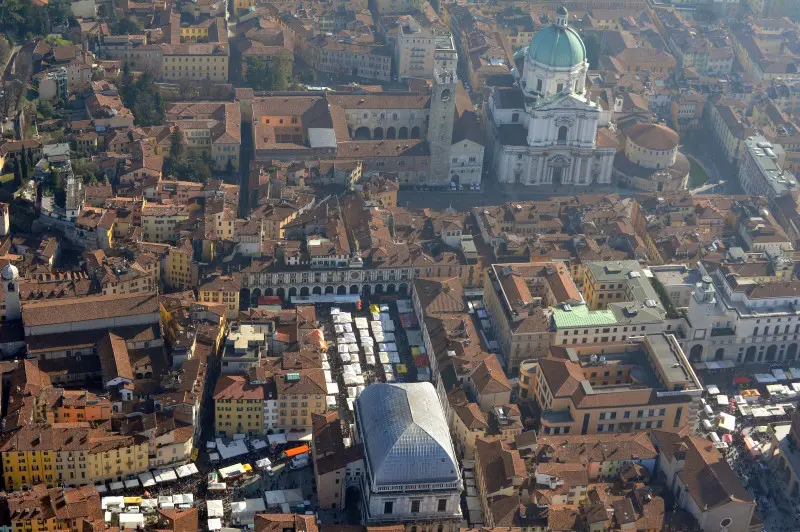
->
701, 419, 713, 431
708, 432, 721, 443
704, 405, 714, 418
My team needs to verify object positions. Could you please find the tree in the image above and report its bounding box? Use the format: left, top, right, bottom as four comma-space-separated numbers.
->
12, 160, 21, 189
0, 36, 11, 66
245, 57, 288, 91
226, 159, 235, 175
169, 127, 186, 161
297, 69, 316, 85
46, 0, 71, 29
19, 146, 29, 183
114, 18, 143, 35
45, 165, 60, 193
37, 100, 54, 119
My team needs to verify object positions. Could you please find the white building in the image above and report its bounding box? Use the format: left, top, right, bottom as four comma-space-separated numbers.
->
395, 19, 457, 81
354, 383, 463, 530
485, 7, 615, 187
738, 135, 798, 198
684, 263, 800, 364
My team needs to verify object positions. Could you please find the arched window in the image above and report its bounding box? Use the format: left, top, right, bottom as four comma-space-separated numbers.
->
557, 126, 568, 143
512, 112, 519, 123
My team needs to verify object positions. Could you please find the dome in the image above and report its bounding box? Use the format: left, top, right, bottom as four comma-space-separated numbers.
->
626, 123, 680, 151
1, 263, 18, 281
355, 382, 459, 487
527, 10, 586, 68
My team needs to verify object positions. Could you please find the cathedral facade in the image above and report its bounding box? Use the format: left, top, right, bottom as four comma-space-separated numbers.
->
485, 7, 616, 187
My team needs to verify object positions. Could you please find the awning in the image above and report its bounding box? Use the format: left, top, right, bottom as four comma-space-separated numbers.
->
139, 472, 156, 487
207, 500, 224, 518
176, 463, 199, 478
96, 484, 108, 493
155, 469, 177, 483
268, 434, 288, 445
109, 481, 125, 491
209, 518, 222, 530
124, 479, 139, 489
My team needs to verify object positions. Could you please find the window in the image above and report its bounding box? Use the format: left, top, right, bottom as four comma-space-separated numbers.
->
536, 79, 542, 91
511, 112, 519, 123
438, 499, 448, 512
384, 501, 393, 514
411, 500, 421, 513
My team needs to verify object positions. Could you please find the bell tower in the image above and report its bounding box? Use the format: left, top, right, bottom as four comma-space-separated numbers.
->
427, 67, 457, 186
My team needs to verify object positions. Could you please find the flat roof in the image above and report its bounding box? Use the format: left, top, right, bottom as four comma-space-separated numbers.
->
552, 305, 616, 328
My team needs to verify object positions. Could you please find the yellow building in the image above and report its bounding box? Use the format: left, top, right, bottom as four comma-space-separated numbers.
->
583, 260, 654, 310
4, 484, 102, 532
275, 370, 327, 429
140, 203, 190, 243
85, 432, 149, 483
234, 0, 256, 11
1, 424, 151, 491
528, 334, 702, 436
164, 239, 195, 290
198, 275, 240, 319
213, 375, 267, 437
160, 43, 230, 82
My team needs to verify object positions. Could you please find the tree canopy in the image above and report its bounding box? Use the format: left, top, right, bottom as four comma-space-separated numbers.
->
118, 63, 165, 126
245, 57, 289, 91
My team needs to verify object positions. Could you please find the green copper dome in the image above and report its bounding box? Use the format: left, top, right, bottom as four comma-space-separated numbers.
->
527, 17, 586, 68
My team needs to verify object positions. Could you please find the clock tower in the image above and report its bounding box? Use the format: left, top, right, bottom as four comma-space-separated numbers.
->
427, 66, 457, 186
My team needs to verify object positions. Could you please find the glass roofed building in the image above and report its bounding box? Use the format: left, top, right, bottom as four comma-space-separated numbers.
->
354, 382, 463, 529
485, 6, 617, 187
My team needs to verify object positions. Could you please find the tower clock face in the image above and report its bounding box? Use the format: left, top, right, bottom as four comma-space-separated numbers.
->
440, 89, 451, 101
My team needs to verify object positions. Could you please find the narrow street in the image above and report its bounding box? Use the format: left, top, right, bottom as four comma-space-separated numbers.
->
238, 120, 253, 218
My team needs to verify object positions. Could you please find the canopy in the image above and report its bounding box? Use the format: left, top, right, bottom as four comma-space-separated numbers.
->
706, 384, 720, 395
102, 496, 125, 510
251, 439, 267, 450
124, 479, 139, 489
124, 497, 142, 505
219, 463, 247, 479
176, 464, 199, 478
268, 434, 288, 445
138, 472, 156, 487
208, 518, 223, 530
96, 484, 108, 493
716, 395, 729, 406
207, 482, 227, 491
109, 481, 125, 491
209, 452, 220, 462
119, 513, 144, 526
216, 438, 248, 460
207, 500, 224, 518
718, 412, 736, 432
155, 469, 177, 483
256, 458, 272, 469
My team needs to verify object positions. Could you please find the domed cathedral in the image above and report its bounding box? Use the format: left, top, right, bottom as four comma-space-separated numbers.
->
485, 6, 617, 187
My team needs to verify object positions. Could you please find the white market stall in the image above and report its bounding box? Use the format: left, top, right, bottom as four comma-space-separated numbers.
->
207, 500, 225, 518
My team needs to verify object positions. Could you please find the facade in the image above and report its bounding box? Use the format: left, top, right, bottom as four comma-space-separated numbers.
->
310, 412, 365, 510
160, 44, 229, 82
1, 485, 102, 532
706, 100, 755, 166
651, 429, 756, 532
306, 36, 392, 82
165, 102, 241, 171
738, 135, 797, 199
198, 275, 241, 320
140, 204, 190, 243
684, 260, 800, 364
214, 375, 268, 437
613, 123, 689, 193
395, 20, 458, 81
354, 383, 463, 530
483, 262, 581, 373
275, 370, 327, 430
485, 7, 615, 187
528, 333, 702, 436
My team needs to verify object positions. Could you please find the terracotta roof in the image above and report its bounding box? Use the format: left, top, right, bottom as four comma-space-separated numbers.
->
213, 375, 266, 400
470, 355, 512, 395
537, 357, 584, 397
412, 277, 465, 314
22, 292, 159, 327
536, 432, 656, 464
454, 402, 488, 430
677, 434, 753, 510
254, 514, 319, 532
98, 332, 134, 383
625, 122, 679, 151
475, 437, 526, 495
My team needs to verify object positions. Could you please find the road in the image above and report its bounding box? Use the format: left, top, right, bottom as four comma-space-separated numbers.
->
396, 176, 633, 211
238, 120, 253, 217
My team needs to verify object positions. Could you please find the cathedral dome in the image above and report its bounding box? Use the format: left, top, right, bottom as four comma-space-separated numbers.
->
527, 7, 586, 69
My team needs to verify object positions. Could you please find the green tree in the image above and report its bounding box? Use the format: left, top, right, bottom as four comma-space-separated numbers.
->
12, 160, 21, 189
245, 57, 288, 91
45, 165, 60, 193
19, 146, 29, 183
46, 0, 71, 28
114, 18, 143, 35
188, 155, 211, 184
226, 159, 235, 175
169, 127, 186, 161
297, 69, 316, 85
37, 100, 54, 119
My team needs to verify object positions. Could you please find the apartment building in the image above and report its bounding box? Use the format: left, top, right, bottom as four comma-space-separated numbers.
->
706, 98, 756, 166
164, 239, 196, 290
214, 374, 277, 437
1, 485, 102, 532
165, 102, 241, 171
1, 424, 149, 491
395, 18, 457, 80
526, 333, 702, 436
160, 43, 229, 82
198, 275, 240, 319
305, 36, 392, 82
483, 263, 582, 373
140, 204, 190, 243
738, 135, 797, 199
275, 370, 327, 430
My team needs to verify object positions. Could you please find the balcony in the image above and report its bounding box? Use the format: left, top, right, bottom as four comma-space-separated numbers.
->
710, 327, 736, 337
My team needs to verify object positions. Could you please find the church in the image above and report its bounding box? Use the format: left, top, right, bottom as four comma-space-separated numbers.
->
485, 6, 617, 187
